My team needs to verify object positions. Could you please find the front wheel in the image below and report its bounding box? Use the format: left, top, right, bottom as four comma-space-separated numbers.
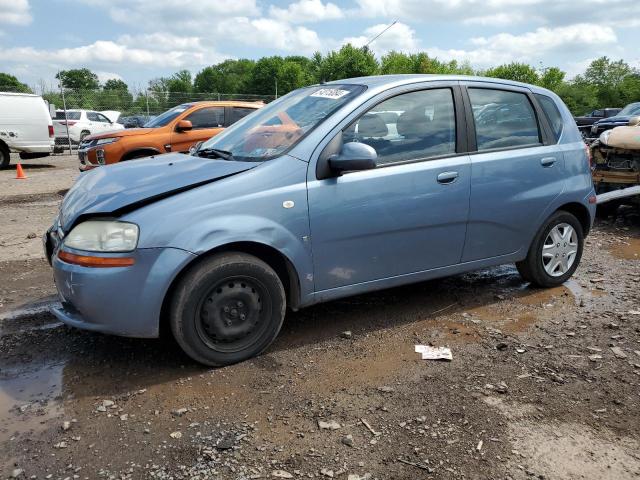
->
516, 211, 584, 287
169, 253, 286, 366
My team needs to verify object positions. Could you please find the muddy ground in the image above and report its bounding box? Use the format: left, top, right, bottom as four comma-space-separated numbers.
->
1, 154, 639, 480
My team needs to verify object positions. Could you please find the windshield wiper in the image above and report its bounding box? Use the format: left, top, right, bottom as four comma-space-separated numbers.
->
197, 147, 234, 160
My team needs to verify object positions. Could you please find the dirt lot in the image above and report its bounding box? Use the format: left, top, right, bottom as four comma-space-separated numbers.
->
1, 154, 639, 480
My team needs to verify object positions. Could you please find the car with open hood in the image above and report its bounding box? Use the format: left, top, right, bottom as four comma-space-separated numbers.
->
78, 101, 263, 171
45, 75, 596, 366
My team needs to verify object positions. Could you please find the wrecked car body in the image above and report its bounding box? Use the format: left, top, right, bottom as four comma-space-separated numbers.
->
592, 116, 640, 211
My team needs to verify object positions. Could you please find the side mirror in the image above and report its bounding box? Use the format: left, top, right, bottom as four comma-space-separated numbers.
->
189, 141, 204, 156
628, 116, 640, 127
328, 142, 377, 174
176, 120, 193, 132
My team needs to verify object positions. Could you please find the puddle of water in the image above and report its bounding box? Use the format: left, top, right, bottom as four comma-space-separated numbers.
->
0, 363, 64, 443
608, 237, 640, 260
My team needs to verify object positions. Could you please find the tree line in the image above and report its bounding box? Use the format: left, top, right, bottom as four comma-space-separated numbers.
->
1, 45, 639, 116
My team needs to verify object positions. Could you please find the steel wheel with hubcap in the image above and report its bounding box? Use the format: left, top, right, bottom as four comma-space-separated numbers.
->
170, 253, 286, 366
541, 223, 578, 277
517, 210, 584, 287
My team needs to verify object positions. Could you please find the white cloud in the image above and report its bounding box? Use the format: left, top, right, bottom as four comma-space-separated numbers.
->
95, 71, 124, 83
342, 22, 420, 55
79, 0, 260, 29
269, 0, 344, 23
217, 17, 322, 53
0, 0, 31, 25
0, 40, 228, 69
424, 24, 617, 68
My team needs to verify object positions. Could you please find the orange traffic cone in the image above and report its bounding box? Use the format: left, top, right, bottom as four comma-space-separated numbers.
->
15, 163, 26, 179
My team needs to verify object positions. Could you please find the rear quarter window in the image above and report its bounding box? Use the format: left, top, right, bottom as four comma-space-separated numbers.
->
534, 94, 564, 142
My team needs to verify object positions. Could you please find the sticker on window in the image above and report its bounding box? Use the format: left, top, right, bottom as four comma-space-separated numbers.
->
311, 88, 350, 100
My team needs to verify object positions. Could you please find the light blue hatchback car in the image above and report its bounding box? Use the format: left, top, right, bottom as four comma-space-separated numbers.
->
45, 75, 596, 366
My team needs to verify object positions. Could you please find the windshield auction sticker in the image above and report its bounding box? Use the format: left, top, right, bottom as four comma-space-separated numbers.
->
310, 88, 350, 99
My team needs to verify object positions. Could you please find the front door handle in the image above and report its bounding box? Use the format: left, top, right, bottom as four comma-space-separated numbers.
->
437, 171, 459, 184
541, 157, 556, 167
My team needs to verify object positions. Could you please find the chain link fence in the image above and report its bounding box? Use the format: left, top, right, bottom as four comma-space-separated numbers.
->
0, 87, 276, 152
39, 89, 275, 118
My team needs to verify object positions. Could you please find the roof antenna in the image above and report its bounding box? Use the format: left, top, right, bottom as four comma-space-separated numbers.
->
364, 20, 398, 49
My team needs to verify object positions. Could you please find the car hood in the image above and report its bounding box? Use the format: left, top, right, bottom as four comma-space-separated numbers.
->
87, 128, 155, 140
594, 115, 632, 125
59, 152, 257, 231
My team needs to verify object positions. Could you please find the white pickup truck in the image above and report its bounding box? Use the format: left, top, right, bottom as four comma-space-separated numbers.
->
0, 92, 54, 168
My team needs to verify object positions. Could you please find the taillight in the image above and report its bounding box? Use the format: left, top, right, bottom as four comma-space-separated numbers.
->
48, 125, 54, 137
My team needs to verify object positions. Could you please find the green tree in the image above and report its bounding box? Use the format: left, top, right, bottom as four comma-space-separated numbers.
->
249, 56, 285, 95
380, 51, 414, 74
0, 73, 32, 93
194, 59, 256, 93
103, 78, 129, 91
539, 67, 565, 91
317, 44, 379, 82
56, 68, 100, 90
483, 63, 540, 84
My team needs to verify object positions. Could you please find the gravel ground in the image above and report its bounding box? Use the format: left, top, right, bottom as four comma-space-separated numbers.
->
0, 154, 639, 480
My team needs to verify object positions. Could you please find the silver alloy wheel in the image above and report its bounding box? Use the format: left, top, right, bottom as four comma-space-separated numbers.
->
542, 223, 578, 277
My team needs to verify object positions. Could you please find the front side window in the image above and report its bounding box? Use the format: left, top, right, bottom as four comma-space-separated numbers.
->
592, 110, 604, 117
535, 94, 563, 142
342, 88, 456, 166
469, 88, 541, 151
96, 113, 111, 123
186, 107, 224, 129
199, 84, 365, 162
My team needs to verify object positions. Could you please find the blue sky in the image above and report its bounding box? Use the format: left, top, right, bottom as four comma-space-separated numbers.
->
0, 0, 638, 91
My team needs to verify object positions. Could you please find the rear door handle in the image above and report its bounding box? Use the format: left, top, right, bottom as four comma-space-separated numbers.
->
541, 157, 556, 167
437, 171, 459, 184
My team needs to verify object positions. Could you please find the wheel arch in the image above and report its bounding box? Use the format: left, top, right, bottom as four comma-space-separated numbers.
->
159, 241, 301, 336
556, 202, 592, 236
121, 147, 162, 161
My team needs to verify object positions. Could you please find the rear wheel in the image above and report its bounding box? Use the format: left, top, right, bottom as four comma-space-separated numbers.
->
169, 253, 286, 366
516, 211, 584, 287
79, 131, 90, 143
0, 143, 9, 169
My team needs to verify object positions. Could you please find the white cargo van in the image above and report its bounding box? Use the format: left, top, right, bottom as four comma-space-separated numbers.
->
0, 92, 54, 168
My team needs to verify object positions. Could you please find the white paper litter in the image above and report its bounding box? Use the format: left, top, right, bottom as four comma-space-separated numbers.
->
414, 345, 453, 361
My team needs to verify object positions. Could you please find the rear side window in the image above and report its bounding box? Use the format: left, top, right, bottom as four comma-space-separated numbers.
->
468, 88, 541, 151
55, 111, 81, 120
87, 112, 99, 121
186, 107, 224, 129
535, 94, 563, 142
229, 107, 256, 124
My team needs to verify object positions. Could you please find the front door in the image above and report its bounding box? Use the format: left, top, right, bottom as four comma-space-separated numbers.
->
171, 106, 225, 153
460, 84, 565, 262
308, 86, 471, 292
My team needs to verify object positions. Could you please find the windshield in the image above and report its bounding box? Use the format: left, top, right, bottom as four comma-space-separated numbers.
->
144, 104, 191, 128
199, 84, 365, 161
618, 102, 640, 117
54, 111, 81, 120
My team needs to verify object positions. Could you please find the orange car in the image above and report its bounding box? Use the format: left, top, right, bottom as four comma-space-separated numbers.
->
78, 101, 263, 171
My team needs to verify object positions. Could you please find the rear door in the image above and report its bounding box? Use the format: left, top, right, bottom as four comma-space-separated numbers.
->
307, 83, 471, 292
460, 83, 565, 262
171, 106, 225, 152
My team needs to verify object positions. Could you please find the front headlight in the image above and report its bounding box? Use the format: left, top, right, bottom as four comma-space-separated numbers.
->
63, 220, 139, 252
95, 137, 120, 146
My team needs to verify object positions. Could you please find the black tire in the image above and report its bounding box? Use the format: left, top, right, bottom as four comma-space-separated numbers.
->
516, 210, 584, 288
0, 142, 10, 169
79, 131, 90, 142
169, 253, 286, 366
